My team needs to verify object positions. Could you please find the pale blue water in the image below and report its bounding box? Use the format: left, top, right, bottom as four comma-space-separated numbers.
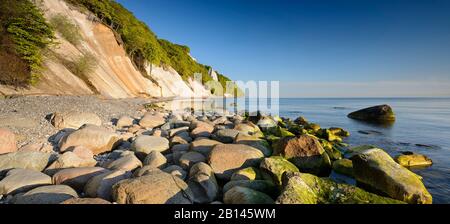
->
218, 97, 450, 203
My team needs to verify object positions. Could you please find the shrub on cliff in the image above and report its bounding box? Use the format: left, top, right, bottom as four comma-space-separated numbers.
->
50, 14, 83, 46
0, 0, 55, 86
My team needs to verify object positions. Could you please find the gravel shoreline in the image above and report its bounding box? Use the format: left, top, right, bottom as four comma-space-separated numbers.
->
0, 95, 156, 147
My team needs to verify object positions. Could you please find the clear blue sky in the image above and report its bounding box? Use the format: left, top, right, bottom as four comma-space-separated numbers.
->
117, 0, 450, 97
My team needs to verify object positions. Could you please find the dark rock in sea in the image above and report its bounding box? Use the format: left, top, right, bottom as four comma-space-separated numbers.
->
358, 130, 383, 135
348, 104, 395, 123
415, 144, 440, 149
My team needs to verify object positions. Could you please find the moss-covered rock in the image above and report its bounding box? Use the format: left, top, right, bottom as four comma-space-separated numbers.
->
223, 186, 274, 204
332, 159, 354, 177
230, 167, 262, 181
351, 148, 432, 204
223, 180, 278, 197
279, 172, 404, 204
395, 153, 433, 167
259, 156, 299, 186
328, 127, 350, 137
235, 134, 272, 157
276, 173, 318, 204
320, 139, 343, 161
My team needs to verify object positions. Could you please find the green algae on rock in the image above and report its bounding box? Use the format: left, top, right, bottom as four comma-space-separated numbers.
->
260, 156, 299, 186
223, 180, 278, 197
395, 153, 433, 167
332, 159, 354, 177
351, 148, 432, 204
223, 186, 274, 204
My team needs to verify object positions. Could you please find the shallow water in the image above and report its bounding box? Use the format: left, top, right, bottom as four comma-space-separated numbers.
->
193, 97, 450, 203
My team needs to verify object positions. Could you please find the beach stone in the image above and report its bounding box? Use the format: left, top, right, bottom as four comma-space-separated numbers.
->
112, 169, 194, 204
179, 151, 205, 170
234, 122, 261, 135
143, 151, 167, 168
257, 116, 278, 131
351, 148, 432, 204
84, 169, 132, 201
0, 169, 51, 195
170, 135, 190, 146
332, 159, 354, 177
163, 165, 187, 180
19, 143, 53, 153
212, 116, 228, 125
116, 116, 134, 128
69, 145, 94, 160
0, 128, 17, 155
171, 143, 190, 153
231, 167, 263, 181
139, 113, 165, 128
348, 104, 396, 123
223, 180, 278, 197
212, 129, 240, 143
187, 162, 219, 204
395, 153, 433, 167
59, 124, 120, 155
277, 172, 404, 204
52, 167, 107, 192
169, 127, 190, 137
0, 151, 53, 172
104, 154, 142, 171
51, 111, 102, 129
190, 121, 214, 138
61, 198, 111, 204
132, 135, 169, 156
189, 139, 222, 156
235, 134, 272, 156
260, 156, 299, 185
224, 186, 274, 204
12, 185, 78, 204
273, 135, 331, 176
208, 144, 264, 180
45, 151, 97, 172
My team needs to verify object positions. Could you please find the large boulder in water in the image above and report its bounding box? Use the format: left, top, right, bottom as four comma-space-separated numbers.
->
208, 144, 264, 180
395, 152, 433, 167
351, 148, 432, 204
112, 169, 193, 204
273, 135, 331, 176
59, 125, 120, 155
347, 104, 395, 123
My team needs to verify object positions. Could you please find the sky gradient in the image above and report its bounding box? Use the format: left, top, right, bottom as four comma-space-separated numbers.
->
117, 0, 450, 97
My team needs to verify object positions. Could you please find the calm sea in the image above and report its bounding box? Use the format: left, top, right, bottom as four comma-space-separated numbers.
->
169, 97, 450, 203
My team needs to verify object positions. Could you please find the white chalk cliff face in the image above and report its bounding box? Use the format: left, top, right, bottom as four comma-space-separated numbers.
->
0, 0, 211, 99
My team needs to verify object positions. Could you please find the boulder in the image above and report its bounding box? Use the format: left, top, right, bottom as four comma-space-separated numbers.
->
168, 127, 190, 137
143, 151, 167, 169
52, 167, 107, 192
112, 169, 194, 204
234, 122, 261, 136
189, 139, 223, 156
104, 154, 142, 172
235, 134, 272, 156
259, 156, 299, 185
208, 144, 264, 180
84, 169, 132, 201
223, 186, 274, 204
273, 135, 331, 176
170, 135, 190, 146
116, 116, 135, 128
18, 143, 53, 153
351, 148, 432, 204
257, 116, 278, 131
61, 197, 111, 204
395, 153, 433, 167
212, 129, 240, 143
0, 128, 17, 155
69, 145, 94, 160
163, 165, 187, 180
223, 180, 278, 197
12, 185, 78, 204
187, 162, 219, 204
132, 135, 169, 157
133, 165, 159, 177
277, 172, 404, 204
190, 122, 214, 138
0, 151, 53, 172
179, 151, 205, 170
59, 125, 120, 155
332, 159, 354, 177
0, 169, 51, 195
45, 151, 97, 172
231, 167, 262, 181
51, 111, 102, 129
139, 113, 166, 128
347, 104, 395, 123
